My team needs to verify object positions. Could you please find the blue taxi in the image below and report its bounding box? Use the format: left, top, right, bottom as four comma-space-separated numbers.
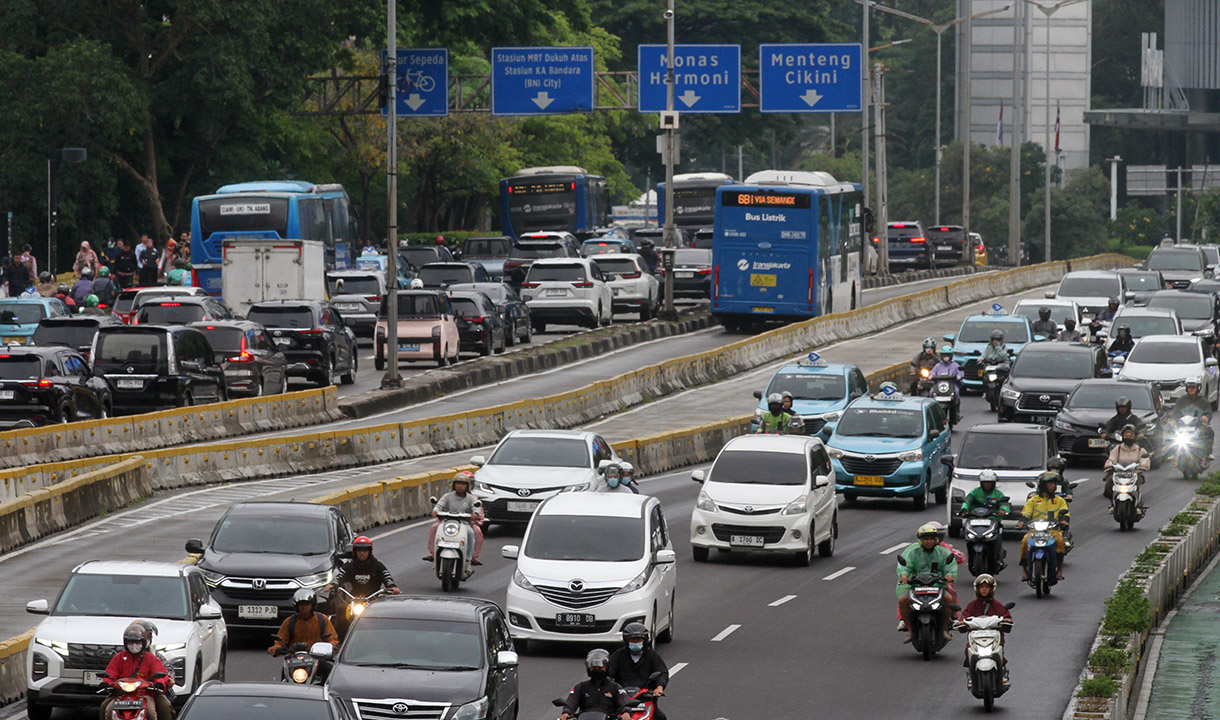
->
0, 297, 71, 345
943, 303, 1042, 392
824, 384, 953, 509
751, 352, 868, 435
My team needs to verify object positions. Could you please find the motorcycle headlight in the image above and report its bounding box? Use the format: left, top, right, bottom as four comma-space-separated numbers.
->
296, 569, 334, 588
1000, 386, 1021, 400
826, 447, 844, 459
34, 637, 68, 656
616, 568, 651, 595
511, 569, 537, 592
118, 680, 140, 693
898, 449, 923, 462
975, 645, 995, 658
781, 497, 807, 516
291, 667, 310, 684
1174, 432, 1192, 448
1116, 484, 1133, 493
986, 373, 998, 382
154, 643, 186, 654
351, 602, 366, 616
753, 408, 764, 420
1053, 418, 1072, 431
928, 601, 941, 610
442, 521, 461, 537
696, 491, 718, 512
198, 569, 225, 586
451, 697, 490, 720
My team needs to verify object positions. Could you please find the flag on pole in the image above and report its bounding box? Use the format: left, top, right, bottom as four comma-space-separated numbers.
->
1054, 102, 1061, 153
996, 104, 1004, 147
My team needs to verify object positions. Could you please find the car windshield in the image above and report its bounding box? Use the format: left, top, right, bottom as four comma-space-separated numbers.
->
511, 244, 564, 259
94, 332, 164, 368
328, 276, 381, 296
197, 327, 244, 354
139, 304, 206, 325
464, 238, 511, 258
524, 515, 644, 561
177, 696, 330, 720
448, 298, 482, 318
400, 248, 441, 268
592, 257, 638, 275
674, 249, 711, 265
0, 304, 46, 325
1012, 350, 1095, 379
340, 617, 483, 669
1120, 273, 1161, 292
53, 574, 188, 620
766, 373, 846, 401
835, 407, 924, 438
1203, 247, 1220, 265
1147, 294, 1214, 320
419, 266, 472, 286
379, 294, 442, 319
246, 307, 314, 329
1014, 304, 1073, 324
1057, 276, 1119, 298
211, 515, 331, 555
488, 437, 589, 467
527, 264, 586, 283
32, 322, 98, 349
1147, 251, 1204, 272
114, 293, 138, 314
0, 355, 41, 379
1128, 341, 1202, 364
1067, 385, 1153, 410
958, 320, 1030, 343
709, 450, 807, 485
581, 241, 630, 256
958, 432, 1046, 470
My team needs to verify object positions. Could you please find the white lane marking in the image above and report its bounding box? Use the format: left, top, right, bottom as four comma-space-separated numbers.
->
768, 595, 797, 607
880, 543, 908, 555
822, 566, 856, 581
369, 518, 434, 540
710, 624, 740, 642
668, 662, 688, 677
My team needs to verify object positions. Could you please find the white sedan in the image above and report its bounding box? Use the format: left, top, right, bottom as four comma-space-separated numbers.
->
1116, 334, 1219, 408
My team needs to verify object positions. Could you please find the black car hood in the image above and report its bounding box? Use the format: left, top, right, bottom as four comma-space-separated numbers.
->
328, 662, 485, 704
1007, 376, 1091, 395
198, 550, 330, 578
1057, 407, 1157, 429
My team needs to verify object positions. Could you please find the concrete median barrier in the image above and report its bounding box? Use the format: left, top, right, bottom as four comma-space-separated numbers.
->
0, 630, 32, 706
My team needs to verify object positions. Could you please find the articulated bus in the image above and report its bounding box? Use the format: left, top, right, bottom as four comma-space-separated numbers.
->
711, 170, 863, 331
499, 166, 609, 240
656, 172, 736, 237
190, 181, 357, 294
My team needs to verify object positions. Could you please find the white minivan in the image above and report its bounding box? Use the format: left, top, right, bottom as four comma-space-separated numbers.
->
501, 493, 676, 649
689, 435, 838, 566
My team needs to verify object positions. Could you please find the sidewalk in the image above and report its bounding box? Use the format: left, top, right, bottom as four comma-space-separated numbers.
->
1141, 557, 1220, 719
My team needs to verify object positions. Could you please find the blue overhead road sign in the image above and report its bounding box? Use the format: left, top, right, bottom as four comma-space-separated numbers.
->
758, 43, 863, 113
491, 46, 595, 116
382, 48, 448, 117
637, 44, 741, 114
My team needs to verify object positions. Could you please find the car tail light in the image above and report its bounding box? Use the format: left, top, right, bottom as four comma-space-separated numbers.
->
893, 223, 907, 228
697, 268, 712, 275
572, 281, 594, 288
975, 244, 985, 252
521, 281, 539, 288
365, 295, 380, 301
297, 328, 324, 335
228, 336, 253, 362
160, 302, 182, 306
807, 269, 814, 309
504, 260, 522, 269
909, 237, 927, 243
24, 379, 52, 388
939, 227, 951, 231
621, 271, 642, 279
468, 316, 485, 323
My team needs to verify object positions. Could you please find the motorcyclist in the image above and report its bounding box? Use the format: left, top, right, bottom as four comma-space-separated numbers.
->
596, 464, 634, 494
1031, 306, 1058, 340
930, 345, 964, 423
71, 267, 95, 306
1044, 456, 1074, 502
54, 283, 77, 310
1108, 325, 1135, 355
618, 462, 641, 495
324, 535, 400, 633
559, 649, 632, 720
100, 622, 175, 720
908, 337, 939, 394
91, 266, 117, 307
780, 390, 795, 415
409, 278, 424, 290
35, 270, 56, 297
957, 574, 1013, 681
423, 471, 484, 565
1172, 376, 1215, 453
268, 589, 339, 656
607, 622, 669, 720
1103, 424, 1150, 512
637, 240, 660, 274
1103, 396, 1146, 441
1018, 475, 1070, 582
79, 294, 106, 316
1057, 317, 1084, 342
897, 524, 957, 644
959, 469, 1010, 569
979, 330, 1011, 371
756, 392, 794, 434
1096, 296, 1121, 323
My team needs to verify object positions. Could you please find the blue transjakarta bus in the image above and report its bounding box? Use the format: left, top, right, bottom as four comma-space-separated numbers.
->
189, 181, 357, 294
711, 170, 864, 331
499, 166, 609, 240
656, 172, 736, 237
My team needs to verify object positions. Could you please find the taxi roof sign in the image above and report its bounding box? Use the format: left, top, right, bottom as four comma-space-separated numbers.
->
984, 303, 1007, 316
798, 351, 828, 367
874, 382, 904, 401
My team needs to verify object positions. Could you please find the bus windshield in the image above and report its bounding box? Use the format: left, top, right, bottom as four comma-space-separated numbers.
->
506, 181, 578, 234
197, 196, 289, 239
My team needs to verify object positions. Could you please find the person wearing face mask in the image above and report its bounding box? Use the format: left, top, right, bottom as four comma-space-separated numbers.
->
1031, 307, 1058, 340
424, 471, 484, 565
608, 622, 669, 720
618, 462, 641, 495
100, 622, 175, 720
1103, 424, 1150, 513
1108, 325, 1135, 356
596, 464, 634, 494
756, 392, 794, 434
559, 649, 632, 720
1057, 317, 1084, 342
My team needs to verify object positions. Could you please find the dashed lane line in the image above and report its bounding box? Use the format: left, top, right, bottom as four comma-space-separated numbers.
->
768, 595, 797, 607
880, 543, 908, 555
710, 624, 741, 642
822, 566, 856, 581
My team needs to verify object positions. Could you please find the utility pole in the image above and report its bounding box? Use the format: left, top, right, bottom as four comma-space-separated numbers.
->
658, 0, 678, 321
381, 0, 401, 388
1007, 1, 1023, 264
874, 63, 889, 276
1176, 166, 1183, 242
861, 0, 870, 210
1107, 156, 1121, 220
963, 5, 973, 261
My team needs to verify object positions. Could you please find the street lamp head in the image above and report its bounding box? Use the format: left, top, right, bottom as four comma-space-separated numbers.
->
663, 9, 673, 18
58, 148, 87, 164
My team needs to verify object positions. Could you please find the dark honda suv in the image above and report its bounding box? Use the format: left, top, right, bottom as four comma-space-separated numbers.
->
327, 596, 520, 720
998, 342, 1111, 423
0, 347, 112, 426
245, 301, 357, 387
91, 325, 226, 414
885, 221, 935, 270
186, 501, 355, 630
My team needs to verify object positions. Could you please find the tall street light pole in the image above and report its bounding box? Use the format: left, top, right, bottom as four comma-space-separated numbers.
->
658, 0, 678, 322
382, 0, 401, 388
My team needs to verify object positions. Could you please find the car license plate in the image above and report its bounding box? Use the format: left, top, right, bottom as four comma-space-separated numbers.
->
274, 338, 290, 346
753, 307, 774, 313
730, 535, 765, 547
546, 288, 566, 297
1030, 415, 1055, 424
237, 604, 279, 620
116, 378, 143, 390
555, 613, 597, 628
937, 245, 953, 251
0, 390, 13, 400
1089, 438, 1109, 448
676, 271, 694, 279
854, 475, 885, 486
397, 344, 420, 352
82, 671, 104, 686
977, 369, 985, 377
3, 336, 25, 345
507, 501, 537, 514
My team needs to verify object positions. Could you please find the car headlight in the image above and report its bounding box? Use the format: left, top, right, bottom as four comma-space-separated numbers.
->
616, 568, 651, 595
898, 449, 923, 462
511, 569, 537, 592
826, 447, 844, 459
1053, 418, 1072, 431
821, 411, 841, 422
474, 480, 493, 494
34, 637, 68, 656
295, 569, 334, 588
1000, 386, 1021, 400
451, 697, 490, 720
198, 569, 225, 586
781, 497, 807, 516
154, 643, 186, 653
695, 491, 718, 512
559, 482, 590, 494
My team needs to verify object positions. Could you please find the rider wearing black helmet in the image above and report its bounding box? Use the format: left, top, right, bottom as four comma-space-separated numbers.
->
979, 329, 1011, 371
608, 622, 670, 720
100, 622, 175, 720
1057, 317, 1084, 343
909, 337, 940, 394
559, 649, 631, 720
1031, 306, 1058, 340
1096, 296, 1121, 323
268, 588, 338, 656
636, 239, 660, 274
1103, 395, 1146, 446
1109, 325, 1135, 355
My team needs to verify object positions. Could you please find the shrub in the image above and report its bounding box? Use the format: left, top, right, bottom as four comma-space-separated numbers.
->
1078, 675, 1119, 698
1135, 544, 1171, 564
1102, 579, 1151, 636
1089, 646, 1129, 675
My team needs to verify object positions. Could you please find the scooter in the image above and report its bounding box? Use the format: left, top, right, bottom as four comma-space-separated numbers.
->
910, 365, 935, 396
982, 365, 1009, 412
929, 373, 960, 427
958, 610, 1015, 712
331, 585, 387, 639
1110, 461, 1146, 531
430, 496, 480, 592
896, 556, 954, 661
271, 641, 331, 685
961, 497, 1008, 576
619, 671, 665, 720
550, 696, 647, 720
1169, 415, 1210, 481
1022, 512, 1066, 598
98, 673, 170, 720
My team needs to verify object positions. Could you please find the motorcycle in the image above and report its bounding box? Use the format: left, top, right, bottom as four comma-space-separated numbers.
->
1169, 415, 1210, 481
896, 556, 954, 661
1109, 461, 1146, 531
961, 497, 1008, 576
1021, 512, 1066, 598
271, 641, 331, 685
430, 496, 481, 592
929, 372, 960, 428
957, 610, 1015, 712
910, 365, 934, 396
550, 695, 647, 720
98, 673, 170, 720
331, 585, 387, 638
982, 364, 1009, 412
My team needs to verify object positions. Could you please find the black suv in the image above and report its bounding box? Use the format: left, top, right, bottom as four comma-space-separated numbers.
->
327, 596, 519, 720
885, 221, 935, 270
448, 291, 507, 356
925, 225, 966, 267
418, 262, 491, 289
189, 320, 289, 398
246, 300, 357, 387
503, 237, 579, 287
135, 296, 233, 326
399, 244, 456, 273
186, 501, 355, 630
448, 282, 532, 346
32, 315, 123, 361
0, 347, 111, 426
998, 342, 1110, 423
91, 325, 226, 414
1053, 379, 1165, 463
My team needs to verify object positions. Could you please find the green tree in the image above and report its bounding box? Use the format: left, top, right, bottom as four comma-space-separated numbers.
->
1022, 166, 1110, 260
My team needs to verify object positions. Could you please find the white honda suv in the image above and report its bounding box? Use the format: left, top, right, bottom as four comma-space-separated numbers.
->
25, 561, 227, 720
592, 253, 660, 321
519, 257, 613, 331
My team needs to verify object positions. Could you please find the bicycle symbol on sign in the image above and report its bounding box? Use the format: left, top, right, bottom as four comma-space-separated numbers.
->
397, 67, 435, 94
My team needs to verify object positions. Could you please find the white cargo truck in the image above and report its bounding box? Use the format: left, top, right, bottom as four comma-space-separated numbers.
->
222, 238, 326, 316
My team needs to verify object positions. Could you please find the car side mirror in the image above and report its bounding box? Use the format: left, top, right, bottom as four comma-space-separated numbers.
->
309, 642, 334, 660
654, 549, 676, 564
1208, 358, 1219, 368
942, 333, 956, 343
814, 474, 830, 488
691, 469, 705, 483
1044, 291, 1056, 299
940, 455, 954, 467
26, 599, 49, 615
1025, 481, 1037, 488
501, 545, 520, 559
1033, 334, 1046, 342
470, 455, 486, 467
197, 604, 222, 620
495, 650, 519, 668
185, 538, 204, 554
896, 556, 908, 567
180, 359, 201, 372
752, 390, 763, 400
1124, 291, 1135, 301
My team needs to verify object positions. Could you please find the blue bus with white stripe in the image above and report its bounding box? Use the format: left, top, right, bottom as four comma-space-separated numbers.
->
656, 172, 736, 237
499, 166, 609, 240
711, 170, 863, 331
189, 181, 357, 295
